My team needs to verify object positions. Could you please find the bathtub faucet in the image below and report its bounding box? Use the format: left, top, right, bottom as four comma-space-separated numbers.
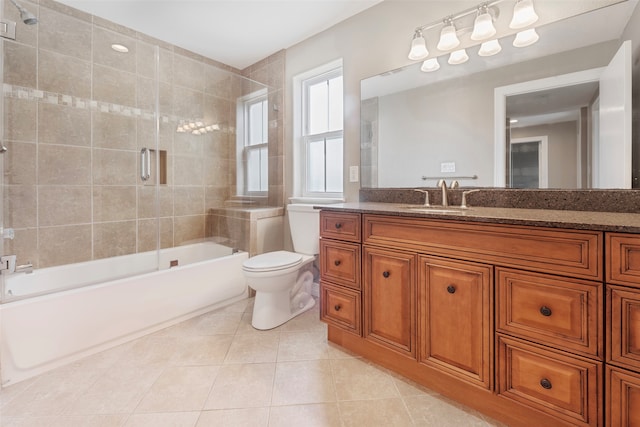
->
0, 255, 32, 274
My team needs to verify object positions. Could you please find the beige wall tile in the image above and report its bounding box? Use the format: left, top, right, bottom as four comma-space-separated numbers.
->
174, 186, 204, 216
204, 156, 229, 186
5, 98, 37, 142
159, 48, 173, 85
205, 186, 229, 208
39, 185, 91, 226
174, 54, 205, 92
93, 221, 136, 259
4, 42, 36, 88
93, 148, 137, 185
93, 64, 136, 107
4, 141, 36, 185
4, 185, 36, 228
4, 228, 38, 268
136, 40, 156, 80
39, 103, 91, 147
173, 134, 203, 156
38, 49, 91, 98
38, 145, 91, 185
39, 6, 92, 61
138, 217, 173, 251
93, 186, 136, 222
39, 224, 92, 267
3, 0, 37, 46
93, 26, 136, 73
138, 185, 174, 218
92, 111, 137, 150
174, 215, 205, 245
173, 87, 203, 120
174, 155, 204, 186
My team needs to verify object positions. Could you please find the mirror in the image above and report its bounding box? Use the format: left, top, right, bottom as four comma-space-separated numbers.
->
360, 0, 637, 189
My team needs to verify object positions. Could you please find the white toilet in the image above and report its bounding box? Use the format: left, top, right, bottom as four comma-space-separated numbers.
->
242, 203, 319, 330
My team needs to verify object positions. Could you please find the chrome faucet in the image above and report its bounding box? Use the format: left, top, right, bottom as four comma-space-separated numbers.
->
437, 180, 459, 207
413, 189, 430, 207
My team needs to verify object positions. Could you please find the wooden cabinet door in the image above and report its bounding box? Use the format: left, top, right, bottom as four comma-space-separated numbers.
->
608, 285, 640, 371
363, 246, 416, 357
607, 365, 640, 427
418, 255, 493, 389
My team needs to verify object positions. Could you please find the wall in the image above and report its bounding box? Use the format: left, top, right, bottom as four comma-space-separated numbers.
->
1, 0, 273, 268
621, 0, 640, 187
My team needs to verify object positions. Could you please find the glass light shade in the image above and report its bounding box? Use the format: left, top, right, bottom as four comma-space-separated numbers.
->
420, 58, 440, 72
437, 23, 460, 51
510, 0, 539, 29
513, 28, 539, 47
471, 11, 496, 41
448, 49, 469, 65
478, 39, 502, 56
408, 32, 429, 60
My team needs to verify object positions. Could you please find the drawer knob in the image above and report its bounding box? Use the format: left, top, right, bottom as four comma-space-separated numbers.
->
540, 378, 552, 390
335, 223, 342, 229
334, 260, 341, 266
447, 285, 456, 294
334, 304, 341, 311
539, 306, 552, 317
382, 271, 390, 278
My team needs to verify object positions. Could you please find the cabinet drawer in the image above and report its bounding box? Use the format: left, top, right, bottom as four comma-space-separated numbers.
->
608, 285, 640, 371
606, 365, 640, 427
607, 233, 640, 288
319, 239, 361, 289
496, 268, 603, 358
320, 211, 361, 242
497, 335, 602, 427
320, 282, 361, 335
363, 215, 602, 280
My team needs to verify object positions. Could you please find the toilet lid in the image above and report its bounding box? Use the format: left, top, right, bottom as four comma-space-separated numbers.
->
242, 251, 303, 272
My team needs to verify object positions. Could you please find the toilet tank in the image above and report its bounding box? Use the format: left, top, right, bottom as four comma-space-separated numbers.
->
287, 203, 320, 255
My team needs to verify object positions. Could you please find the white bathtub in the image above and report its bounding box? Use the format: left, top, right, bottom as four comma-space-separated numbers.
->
0, 242, 249, 387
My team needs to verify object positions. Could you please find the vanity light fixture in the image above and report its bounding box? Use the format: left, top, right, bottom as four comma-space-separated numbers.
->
470, 4, 496, 41
513, 28, 539, 47
478, 39, 502, 56
437, 19, 460, 51
421, 58, 440, 72
406, 0, 540, 73
408, 29, 429, 60
509, 0, 539, 29
448, 49, 469, 65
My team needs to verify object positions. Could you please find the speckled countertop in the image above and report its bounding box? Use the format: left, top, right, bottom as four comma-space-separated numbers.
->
318, 202, 640, 233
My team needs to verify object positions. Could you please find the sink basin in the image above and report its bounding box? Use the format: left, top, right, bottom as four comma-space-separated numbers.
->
404, 206, 464, 214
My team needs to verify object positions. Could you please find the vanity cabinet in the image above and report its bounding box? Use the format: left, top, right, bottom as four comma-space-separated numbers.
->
606, 233, 640, 426
320, 210, 611, 427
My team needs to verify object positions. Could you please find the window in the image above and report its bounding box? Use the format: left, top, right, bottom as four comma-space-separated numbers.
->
237, 91, 268, 195
295, 62, 344, 198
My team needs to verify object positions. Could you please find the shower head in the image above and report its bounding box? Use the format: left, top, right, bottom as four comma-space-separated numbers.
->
9, 0, 37, 25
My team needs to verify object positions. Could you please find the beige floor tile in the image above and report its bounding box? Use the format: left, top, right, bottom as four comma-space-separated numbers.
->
391, 374, 435, 397
0, 377, 36, 407
224, 332, 280, 364
276, 331, 329, 362
123, 411, 200, 427
159, 311, 243, 337
0, 414, 128, 427
135, 366, 219, 413
118, 335, 180, 367
195, 408, 269, 427
267, 403, 342, 427
203, 363, 275, 410
235, 312, 282, 336
67, 365, 164, 415
339, 398, 413, 427
330, 358, 400, 401
271, 360, 336, 406
169, 334, 234, 365
276, 304, 325, 333
403, 394, 497, 426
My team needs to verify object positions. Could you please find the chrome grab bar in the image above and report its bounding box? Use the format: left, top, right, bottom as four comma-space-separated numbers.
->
140, 148, 151, 181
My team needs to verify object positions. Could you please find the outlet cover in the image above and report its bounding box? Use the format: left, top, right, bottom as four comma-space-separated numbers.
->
349, 165, 359, 182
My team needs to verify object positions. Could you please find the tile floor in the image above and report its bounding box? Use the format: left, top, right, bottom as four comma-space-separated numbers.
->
0, 298, 505, 426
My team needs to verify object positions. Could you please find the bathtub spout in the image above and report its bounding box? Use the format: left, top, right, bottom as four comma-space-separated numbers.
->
15, 262, 33, 274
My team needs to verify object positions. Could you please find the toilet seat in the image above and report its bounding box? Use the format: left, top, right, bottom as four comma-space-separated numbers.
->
242, 251, 302, 273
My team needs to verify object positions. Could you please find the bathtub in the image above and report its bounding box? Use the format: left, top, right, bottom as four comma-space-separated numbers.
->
0, 241, 249, 387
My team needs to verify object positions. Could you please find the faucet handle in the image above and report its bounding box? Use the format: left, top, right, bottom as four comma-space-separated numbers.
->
460, 189, 481, 209
450, 180, 459, 189
413, 189, 430, 207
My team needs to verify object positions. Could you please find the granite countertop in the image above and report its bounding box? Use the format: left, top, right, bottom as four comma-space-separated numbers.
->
318, 202, 640, 233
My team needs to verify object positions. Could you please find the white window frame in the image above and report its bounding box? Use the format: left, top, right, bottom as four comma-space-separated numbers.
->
236, 89, 268, 196
293, 59, 344, 201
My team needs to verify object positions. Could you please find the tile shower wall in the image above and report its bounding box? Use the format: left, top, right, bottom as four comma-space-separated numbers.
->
2, 0, 280, 268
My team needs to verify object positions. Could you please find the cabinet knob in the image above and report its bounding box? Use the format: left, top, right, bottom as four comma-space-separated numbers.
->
334, 260, 341, 266
447, 285, 456, 294
539, 306, 552, 317
334, 304, 341, 311
540, 378, 552, 390
334, 223, 342, 229
382, 271, 390, 278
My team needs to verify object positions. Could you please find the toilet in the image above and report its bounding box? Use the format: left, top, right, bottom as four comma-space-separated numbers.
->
242, 203, 319, 330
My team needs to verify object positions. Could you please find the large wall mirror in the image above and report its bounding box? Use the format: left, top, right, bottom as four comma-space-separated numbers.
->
360, 0, 638, 189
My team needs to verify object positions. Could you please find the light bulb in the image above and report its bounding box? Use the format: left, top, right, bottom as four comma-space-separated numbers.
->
478, 39, 502, 56
448, 49, 469, 65
513, 28, 539, 47
420, 58, 440, 72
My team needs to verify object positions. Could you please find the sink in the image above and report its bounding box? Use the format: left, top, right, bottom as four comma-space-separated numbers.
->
404, 206, 464, 215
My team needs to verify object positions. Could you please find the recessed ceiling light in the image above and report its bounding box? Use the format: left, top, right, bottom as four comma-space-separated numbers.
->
111, 44, 129, 53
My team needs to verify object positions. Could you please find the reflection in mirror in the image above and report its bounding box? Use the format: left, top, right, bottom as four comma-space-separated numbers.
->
360, 0, 638, 189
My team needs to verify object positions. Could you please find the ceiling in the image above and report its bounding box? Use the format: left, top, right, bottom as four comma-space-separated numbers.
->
55, 0, 382, 70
